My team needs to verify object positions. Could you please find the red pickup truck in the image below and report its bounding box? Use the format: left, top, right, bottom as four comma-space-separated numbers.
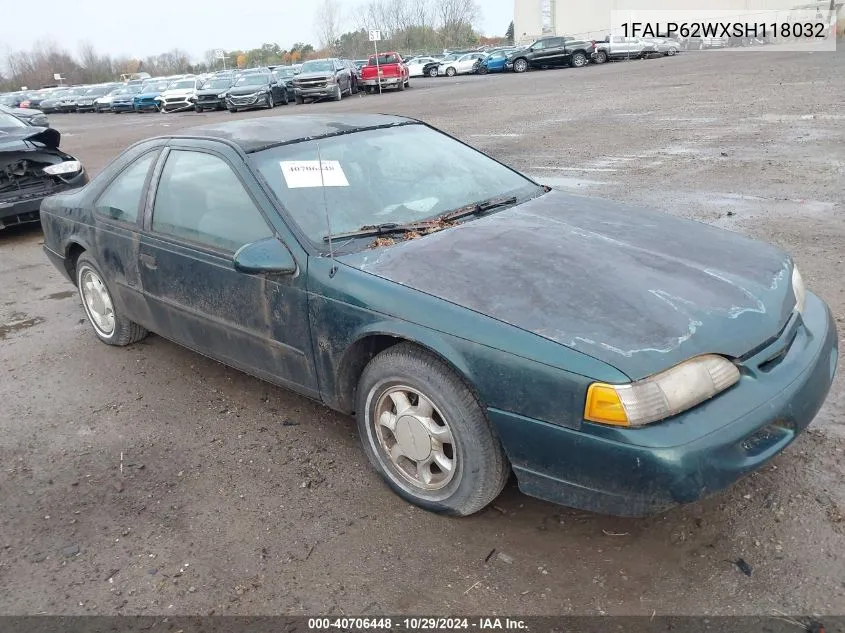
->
360, 52, 410, 93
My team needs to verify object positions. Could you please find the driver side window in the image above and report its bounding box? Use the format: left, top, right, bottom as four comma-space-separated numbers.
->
152, 150, 272, 252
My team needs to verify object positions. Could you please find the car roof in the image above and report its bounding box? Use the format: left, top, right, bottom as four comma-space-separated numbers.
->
173, 114, 415, 153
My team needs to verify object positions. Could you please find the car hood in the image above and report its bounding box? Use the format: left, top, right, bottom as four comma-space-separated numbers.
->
196, 89, 227, 96
161, 89, 194, 97
0, 126, 60, 149
228, 85, 268, 95
293, 73, 331, 81
338, 190, 795, 380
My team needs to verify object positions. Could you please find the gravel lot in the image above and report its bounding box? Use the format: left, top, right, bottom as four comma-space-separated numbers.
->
1, 48, 844, 616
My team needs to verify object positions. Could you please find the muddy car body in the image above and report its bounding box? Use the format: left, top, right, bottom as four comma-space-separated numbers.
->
0, 114, 87, 229
38, 114, 837, 517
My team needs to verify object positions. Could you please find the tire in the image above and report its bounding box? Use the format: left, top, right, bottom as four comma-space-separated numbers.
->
667, 47, 677, 56
351, 80, 358, 94
513, 58, 529, 73
594, 50, 608, 64
76, 254, 147, 347
428, 67, 438, 77
265, 94, 273, 109
194, 105, 203, 112
397, 78, 405, 91
356, 343, 510, 516
571, 52, 588, 68
445, 66, 456, 77
295, 95, 304, 105
228, 106, 237, 113
334, 84, 342, 101
281, 90, 289, 105
477, 65, 488, 74
94, 104, 101, 113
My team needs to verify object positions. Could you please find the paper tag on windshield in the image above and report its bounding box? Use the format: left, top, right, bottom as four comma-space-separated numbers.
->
280, 160, 349, 188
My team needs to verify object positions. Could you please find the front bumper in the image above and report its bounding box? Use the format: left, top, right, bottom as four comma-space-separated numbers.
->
490, 292, 838, 516
111, 102, 134, 112
76, 102, 96, 112
158, 97, 194, 112
134, 99, 160, 111
0, 171, 88, 228
294, 86, 335, 99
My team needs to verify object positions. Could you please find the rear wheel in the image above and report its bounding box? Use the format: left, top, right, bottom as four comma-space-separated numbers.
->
571, 52, 588, 67
76, 254, 147, 347
356, 343, 510, 516
398, 78, 405, 91
513, 58, 529, 73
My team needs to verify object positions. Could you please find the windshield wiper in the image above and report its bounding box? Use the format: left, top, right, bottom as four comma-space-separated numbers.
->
321, 195, 519, 242
323, 221, 431, 242
438, 195, 518, 222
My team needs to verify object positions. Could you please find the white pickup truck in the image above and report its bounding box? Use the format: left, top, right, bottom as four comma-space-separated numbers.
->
592, 36, 658, 64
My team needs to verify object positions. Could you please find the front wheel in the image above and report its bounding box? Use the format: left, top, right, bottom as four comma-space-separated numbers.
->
571, 52, 588, 67
477, 65, 488, 75
295, 95, 304, 105
76, 254, 147, 347
194, 104, 203, 112
334, 84, 342, 101
513, 58, 529, 73
667, 47, 677, 56
265, 94, 273, 109
428, 67, 439, 77
594, 50, 608, 64
356, 343, 510, 516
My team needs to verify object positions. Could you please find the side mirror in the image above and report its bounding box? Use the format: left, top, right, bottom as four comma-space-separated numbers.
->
233, 238, 297, 275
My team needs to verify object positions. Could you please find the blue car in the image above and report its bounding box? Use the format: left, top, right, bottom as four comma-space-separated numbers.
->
110, 86, 143, 113
476, 51, 509, 74
133, 80, 170, 112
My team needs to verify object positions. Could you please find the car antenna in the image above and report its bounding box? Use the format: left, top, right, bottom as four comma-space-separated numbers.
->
317, 142, 338, 278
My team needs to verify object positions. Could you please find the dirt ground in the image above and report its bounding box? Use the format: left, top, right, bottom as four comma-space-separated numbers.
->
1, 48, 844, 617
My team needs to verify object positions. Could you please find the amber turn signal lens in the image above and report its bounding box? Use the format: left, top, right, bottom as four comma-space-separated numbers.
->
584, 383, 630, 426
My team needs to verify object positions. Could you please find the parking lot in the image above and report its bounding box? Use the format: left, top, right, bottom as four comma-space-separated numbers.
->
2, 48, 844, 616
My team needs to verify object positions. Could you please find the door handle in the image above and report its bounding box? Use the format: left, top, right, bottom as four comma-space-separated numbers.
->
140, 253, 157, 270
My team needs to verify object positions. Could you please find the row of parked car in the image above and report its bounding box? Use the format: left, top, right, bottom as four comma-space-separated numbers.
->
397, 33, 693, 79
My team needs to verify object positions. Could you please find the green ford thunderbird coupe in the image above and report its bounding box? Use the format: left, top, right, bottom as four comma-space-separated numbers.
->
39, 115, 838, 516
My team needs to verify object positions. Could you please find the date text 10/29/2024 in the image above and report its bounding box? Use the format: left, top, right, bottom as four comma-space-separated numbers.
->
308, 617, 528, 631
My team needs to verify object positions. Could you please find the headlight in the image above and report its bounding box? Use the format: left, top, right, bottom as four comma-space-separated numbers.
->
43, 160, 82, 176
792, 265, 805, 314
584, 354, 740, 427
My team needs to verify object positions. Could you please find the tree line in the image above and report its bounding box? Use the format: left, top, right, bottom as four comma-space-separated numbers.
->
0, 0, 509, 92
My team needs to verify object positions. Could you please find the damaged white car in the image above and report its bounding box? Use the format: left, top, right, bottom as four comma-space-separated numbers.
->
156, 78, 201, 113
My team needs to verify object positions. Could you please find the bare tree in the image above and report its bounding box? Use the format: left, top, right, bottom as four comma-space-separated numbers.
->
434, 0, 480, 48
315, 0, 343, 53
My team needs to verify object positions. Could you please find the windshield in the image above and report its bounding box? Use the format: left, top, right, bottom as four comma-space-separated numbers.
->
275, 68, 296, 78
168, 79, 196, 90
141, 82, 168, 92
300, 60, 334, 73
203, 78, 231, 89
234, 74, 269, 86
85, 86, 109, 95
250, 124, 542, 248
0, 111, 27, 128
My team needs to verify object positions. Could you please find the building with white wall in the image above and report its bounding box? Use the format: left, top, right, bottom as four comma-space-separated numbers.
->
513, 0, 839, 44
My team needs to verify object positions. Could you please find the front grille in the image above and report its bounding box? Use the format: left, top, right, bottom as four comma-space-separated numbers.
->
1, 175, 53, 200
295, 79, 327, 89
198, 95, 219, 101
229, 94, 258, 105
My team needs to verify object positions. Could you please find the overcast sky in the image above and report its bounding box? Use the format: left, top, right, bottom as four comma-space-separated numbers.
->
0, 0, 515, 61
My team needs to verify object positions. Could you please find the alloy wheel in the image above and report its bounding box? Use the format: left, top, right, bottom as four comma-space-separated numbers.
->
371, 385, 457, 491
78, 266, 115, 338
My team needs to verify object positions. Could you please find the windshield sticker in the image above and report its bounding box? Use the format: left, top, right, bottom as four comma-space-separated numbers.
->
280, 160, 349, 188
